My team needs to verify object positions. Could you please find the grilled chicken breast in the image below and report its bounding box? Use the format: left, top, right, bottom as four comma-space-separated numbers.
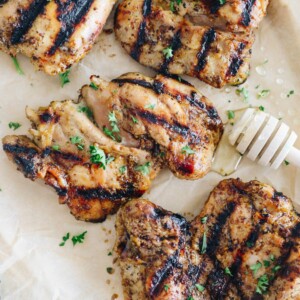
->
0, 0, 115, 75
81, 72, 223, 180
115, 179, 300, 299
114, 0, 269, 88
2, 100, 161, 222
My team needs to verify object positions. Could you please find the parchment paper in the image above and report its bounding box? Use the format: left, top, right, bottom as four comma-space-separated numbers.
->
1, 1, 300, 299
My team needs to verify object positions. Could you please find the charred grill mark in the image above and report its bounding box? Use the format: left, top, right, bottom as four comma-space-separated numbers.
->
194, 28, 216, 73
160, 30, 182, 74
206, 201, 237, 255
226, 43, 246, 77
0, 0, 9, 5
292, 223, 300, 237
112, 78, 164, 94
207, 262, 229, 298
39, 111, 59, 123
241, 0, 256, 26
130, 0, 152, 60
11, 0, 49, 44
149, 252, 180, 296
75, 184, 144, 201
3, 143, 38, 157
201, 0, 226, 14
52, 151, 82, 162
14, 156, 37, 178
135, 109, 190, 137
245, 225, 260, 248
47, 0, 94, 55
53, 186, 68, 197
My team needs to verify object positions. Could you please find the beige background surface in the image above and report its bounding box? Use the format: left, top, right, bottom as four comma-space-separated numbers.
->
0, 1, 300, 299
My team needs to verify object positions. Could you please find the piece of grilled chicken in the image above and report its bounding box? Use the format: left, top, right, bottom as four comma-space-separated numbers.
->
0, 0, 115, 75
115, 178, 300, 299
80, 72, 223, 180
2, 100, 161, 222
114, 0, 268, 88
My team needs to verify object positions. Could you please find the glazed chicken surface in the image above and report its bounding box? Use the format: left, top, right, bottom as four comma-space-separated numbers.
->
80, 72, 223, 180
114, 0, 269, 88
115, 178, 300, 299
2, 100, 161, 222
0, 0, 115, 75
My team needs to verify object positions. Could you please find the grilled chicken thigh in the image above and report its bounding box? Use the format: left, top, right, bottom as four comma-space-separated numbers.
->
115, 179, 300, 299
0, 0, 115, 74
81, 72, 223, 180
114, 0, 269, 88
2, 100, 161, 222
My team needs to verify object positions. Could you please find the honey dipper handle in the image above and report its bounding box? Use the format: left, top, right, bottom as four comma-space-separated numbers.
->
286, 147, 300, 168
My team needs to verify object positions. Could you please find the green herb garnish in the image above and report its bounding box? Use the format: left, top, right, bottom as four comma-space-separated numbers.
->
225, 267, 233, 277
89, 145, 107, 169
131, 116, 139, 124
70, 136, 84, 151
59, 69, 71, 87
8, 122, 21, 131
11, 56, 24, 75
77, 106, 93, 119
227, 110, 235, 120
59, 232, 70, 247
71, 231, 87, 246
135, 162, 151, 175
201, 216, 208, 224
236, 87, 249, 102
89, 82, 98, 90
250, 261, 262, 275
164, 284, 169, 291
257, 89, 270, 99
119, 166, 127, 174
52, 145, 60, 151
145, 103, 156, 110
287, 90, 294, 98
181, 145, 195, 155
256, 274, 269, 295
162, 47, 173, 59
201, 231, 207, 254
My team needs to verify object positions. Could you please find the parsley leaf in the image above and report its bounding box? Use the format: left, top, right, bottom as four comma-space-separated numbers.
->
219, 0, 226, 4
59, 232, 70, 247
89, 82, 98, 90
11, 56, 24, 75
131, 116, 139, 124
52, 145, 60, 151
103, 111, 121, 142
145, 103, 156, 109
257, 89, 270, 99
256, 274, 269, 295
89, 145, 107, 169
201, 231, 207, 254
162, 47, 173, 59
119, 166, 127, 174
250, 261, 262, 275
59, 69, 71, 87
287, 90, 294, 98
225, 267, 233, 277
164, 284, 169, 291
71, 231, 87, 246
236, 87, 249, 102
227, 110, 235, 120
8, 122, 21, 131
201, 216, 208, 224
70, 136, 84, 151
135, 162, 151, 175
195, 283, 205, 292
181, 145, 195, 155
284, 160, 290, 166
263, 260, 271, 267
106, 267, 114, 274
259, 105, 265, 111
77, 106, 93, 119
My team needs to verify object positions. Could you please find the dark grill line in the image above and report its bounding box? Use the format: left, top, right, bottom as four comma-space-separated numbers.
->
11, 0, 49, 44
194, 28, 216, 73
160, 30, 182, 74
226, 42, 246, 77
3, 143, 38, 157
47, 0, 94, 55
75, 183, 144, 201
135, 109, 190, 137
241, 0, 257, 26
201, 0, 225, 14
130, 0, 152, 60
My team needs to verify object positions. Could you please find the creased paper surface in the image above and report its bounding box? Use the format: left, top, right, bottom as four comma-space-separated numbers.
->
0, 1, 300, 299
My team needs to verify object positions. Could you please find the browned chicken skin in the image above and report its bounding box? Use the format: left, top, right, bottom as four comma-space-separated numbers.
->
114, 0, 269, 88
2, 100, 161, 222
115, 179, 300, 299
0, 0, 115, 74
80, 72, 223, 180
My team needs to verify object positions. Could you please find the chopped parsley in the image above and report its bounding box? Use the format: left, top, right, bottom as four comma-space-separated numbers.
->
259, 105, 265, 111
225, 267, 233, 277
108, 251, 113, 256
257, 89, 270, 99
201, 231, 207, 254
103, 111, 121, 142
287, 90, 294, 98
170, 0, 182, 11
164, 284, 169, 291
219, 0, 226, 4
11, 56, 24, 75
145, 103, 156, 110
70, 136, 84, 151
131, 116, 139, 124
89, 82, 98, 90
135, 162, 151, 175
77, 106, 93, 119
263, 260, 271, 267
227, 110, 235, 120
119, 165, 127, 174
246, 241, 254, 248
59, 232, 70, 247
8, 122, 21, 131
195, 283, 205, 292
250, 261, 262, 275
106, 267, 114, 274
284, 160, 290, 166
162, 46, 173, 59
181, 145, 195, 155
89, 145, 107, 169
256, 274, 269, 295
272, 265, 281, 273
187, 296, 194, 300
269, 254, 275, 261
52, 145, 60, 151
71, 231, 87, 246
201, 216, 208, 224
59, 69, 71, 87
236, 87, 249, 102
106, 156, 115, 165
